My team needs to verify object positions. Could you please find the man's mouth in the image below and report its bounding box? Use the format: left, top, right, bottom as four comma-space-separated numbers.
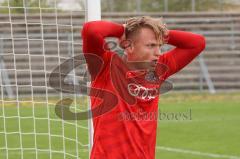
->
148, 60, 158, 71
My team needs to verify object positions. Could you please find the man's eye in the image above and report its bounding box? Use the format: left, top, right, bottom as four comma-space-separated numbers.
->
147, 44, 155, 48
147, 44, 161, 49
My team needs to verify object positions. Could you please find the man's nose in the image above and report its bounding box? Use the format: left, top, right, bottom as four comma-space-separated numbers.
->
154, 48, 161, 57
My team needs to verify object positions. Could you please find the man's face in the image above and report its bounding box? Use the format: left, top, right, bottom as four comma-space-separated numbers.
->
126, 27, 162, 64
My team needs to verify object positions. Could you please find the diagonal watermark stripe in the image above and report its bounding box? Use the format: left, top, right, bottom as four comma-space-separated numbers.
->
157, 146, 240, 159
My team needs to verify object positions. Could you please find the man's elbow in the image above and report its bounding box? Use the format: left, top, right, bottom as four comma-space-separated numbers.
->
198, 35, 206, 52
81, 21, 98, 37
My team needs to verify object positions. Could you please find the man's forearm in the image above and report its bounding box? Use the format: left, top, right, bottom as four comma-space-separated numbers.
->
160, 30, 206, 77
167, 30, 205, 50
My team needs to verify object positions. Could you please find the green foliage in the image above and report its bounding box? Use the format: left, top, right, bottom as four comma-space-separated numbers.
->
0, 0, 51, 13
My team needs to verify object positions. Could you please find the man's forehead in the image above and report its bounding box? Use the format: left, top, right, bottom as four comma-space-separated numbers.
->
139, 28, 158, 41
139, 28, 156, 36
140, 37, 159, 44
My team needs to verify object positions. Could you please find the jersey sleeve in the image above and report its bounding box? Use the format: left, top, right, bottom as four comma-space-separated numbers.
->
160, 30, 206, 79
81, 20, 124, 57
81, 21, 124, 79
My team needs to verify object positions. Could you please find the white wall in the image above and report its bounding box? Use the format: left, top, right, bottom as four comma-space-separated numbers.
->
57, 0, 83, 11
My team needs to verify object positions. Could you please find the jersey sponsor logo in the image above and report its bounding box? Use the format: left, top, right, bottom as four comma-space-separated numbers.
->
128, 83, 159, 100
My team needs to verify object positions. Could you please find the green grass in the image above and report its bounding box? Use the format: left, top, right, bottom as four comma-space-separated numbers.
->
0, 92, 240, 159
0, 97, 89, 159
156, 92, 240, 159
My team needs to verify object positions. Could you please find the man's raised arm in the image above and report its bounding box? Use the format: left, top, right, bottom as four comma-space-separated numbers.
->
161, 30, 206, 78
81, 21, 124, 57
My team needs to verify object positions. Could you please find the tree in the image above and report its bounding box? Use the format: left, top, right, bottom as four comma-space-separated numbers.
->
0, 0, 51, 13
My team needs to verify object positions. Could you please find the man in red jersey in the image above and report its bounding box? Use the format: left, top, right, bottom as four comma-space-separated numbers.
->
81, 16, 205, 159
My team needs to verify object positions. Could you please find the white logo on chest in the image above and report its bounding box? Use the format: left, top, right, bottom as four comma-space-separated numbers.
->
127, 83, 159, 101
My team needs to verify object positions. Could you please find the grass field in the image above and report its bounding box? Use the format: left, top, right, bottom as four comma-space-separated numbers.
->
0, 92, 240, 159
156, 92, 240, 159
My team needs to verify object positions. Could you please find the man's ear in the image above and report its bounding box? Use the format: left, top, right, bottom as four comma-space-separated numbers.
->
125, 44, 134, 54
124, 39, 134, 54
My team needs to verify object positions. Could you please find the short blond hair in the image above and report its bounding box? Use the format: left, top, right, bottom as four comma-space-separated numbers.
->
125, 16, 168, 45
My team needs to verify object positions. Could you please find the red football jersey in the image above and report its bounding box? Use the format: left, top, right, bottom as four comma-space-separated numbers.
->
81, 21, 205, 159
